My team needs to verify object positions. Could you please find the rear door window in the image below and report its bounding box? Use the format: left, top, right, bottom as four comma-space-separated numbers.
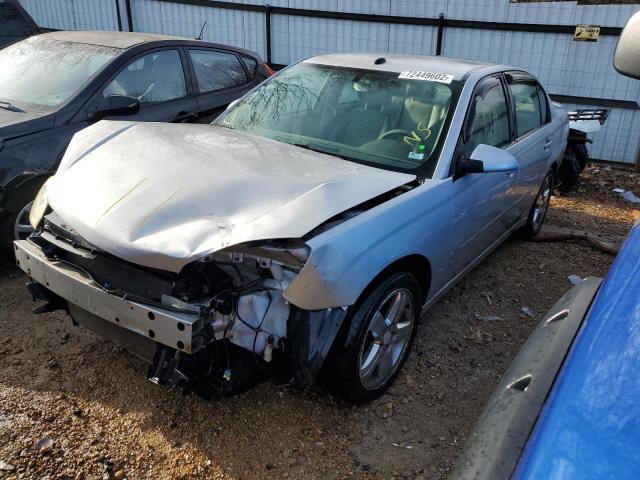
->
507, 76, 545, 137
189, 49, 247, 93
0, 4, 35, 37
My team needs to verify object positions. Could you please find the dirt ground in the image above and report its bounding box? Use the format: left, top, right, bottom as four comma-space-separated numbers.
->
0, 164, 637, 480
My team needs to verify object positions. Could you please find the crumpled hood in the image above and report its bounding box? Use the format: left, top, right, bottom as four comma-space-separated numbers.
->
47, 121, 415, 272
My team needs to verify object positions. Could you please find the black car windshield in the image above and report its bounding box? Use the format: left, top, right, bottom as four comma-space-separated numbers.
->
214, 62, 460, 176
0, 36, 120, 111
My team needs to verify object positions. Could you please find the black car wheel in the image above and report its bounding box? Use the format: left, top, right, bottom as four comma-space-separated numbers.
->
0, 183, 42, 258
324, 271, 421, 404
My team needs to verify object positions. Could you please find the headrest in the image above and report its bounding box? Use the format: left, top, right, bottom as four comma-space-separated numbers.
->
405, 81, 436, 100
404, 98, 433, 123
360, 89, 392, 108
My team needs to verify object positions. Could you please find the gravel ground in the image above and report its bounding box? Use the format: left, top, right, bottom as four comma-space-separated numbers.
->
0, 164, 637, 480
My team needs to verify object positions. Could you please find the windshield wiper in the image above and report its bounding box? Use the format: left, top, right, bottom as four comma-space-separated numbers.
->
293, 143, 352, 161
0, 100, 25, 113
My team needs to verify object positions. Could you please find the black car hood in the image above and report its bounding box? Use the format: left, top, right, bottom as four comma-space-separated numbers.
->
0, 108, 54, 140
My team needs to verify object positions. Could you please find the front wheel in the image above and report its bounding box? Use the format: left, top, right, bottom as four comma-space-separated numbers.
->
324, 272, 421, 403
0, 183, 43, 259
518, 171, 553, 239
14, 201, 34, 241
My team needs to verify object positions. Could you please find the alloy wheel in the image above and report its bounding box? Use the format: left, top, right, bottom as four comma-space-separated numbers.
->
358, 288, 415, 390
532, 175, 551, 231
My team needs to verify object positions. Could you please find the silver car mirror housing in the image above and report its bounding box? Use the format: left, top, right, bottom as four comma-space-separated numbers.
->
467, 144, 519, 173
614, 11, 640, 80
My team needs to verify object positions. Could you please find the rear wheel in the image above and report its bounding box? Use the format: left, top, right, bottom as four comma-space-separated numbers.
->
324, 272, 421, 404
556, 145, 584, 194
518, 171, 553, 239
573, 142, 589, 169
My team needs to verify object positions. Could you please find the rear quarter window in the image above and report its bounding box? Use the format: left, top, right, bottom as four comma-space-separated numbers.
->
241, 56, 257, 78
536, 84, 550, 123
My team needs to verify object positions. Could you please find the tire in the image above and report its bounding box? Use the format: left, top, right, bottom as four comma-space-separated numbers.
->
573, 142, 589, 170
323, 271, 421, 404
0, 182, 43, 258
518, 171, 553, 239
556, 147, 581, 194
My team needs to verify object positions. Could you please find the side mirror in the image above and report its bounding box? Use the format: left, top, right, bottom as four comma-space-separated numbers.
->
461, 144, 519, 174
614, 12, 640, 79
89, 95, 140, 121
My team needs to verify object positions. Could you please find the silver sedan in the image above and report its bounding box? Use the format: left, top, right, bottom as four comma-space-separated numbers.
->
17, 53, 567, 403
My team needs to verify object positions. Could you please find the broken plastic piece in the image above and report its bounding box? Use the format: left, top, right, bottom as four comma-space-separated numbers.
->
613, 188, 640, 204
568, 275, 583, 285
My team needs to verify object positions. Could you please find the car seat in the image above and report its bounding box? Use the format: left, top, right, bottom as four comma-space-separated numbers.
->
330, 89, 392, 147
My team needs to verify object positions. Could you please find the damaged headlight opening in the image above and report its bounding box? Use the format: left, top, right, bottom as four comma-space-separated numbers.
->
18, 213, 334, 399
29, 178, 50, 230
201, 247, 305, 362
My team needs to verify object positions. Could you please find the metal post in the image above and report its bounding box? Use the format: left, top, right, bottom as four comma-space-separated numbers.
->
435, 13, 445, 56
115, 0, 123, 31
265, 4, 272, 65
125, 0, 134, 32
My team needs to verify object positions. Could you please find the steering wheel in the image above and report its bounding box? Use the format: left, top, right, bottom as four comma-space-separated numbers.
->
378, 129, 414, 141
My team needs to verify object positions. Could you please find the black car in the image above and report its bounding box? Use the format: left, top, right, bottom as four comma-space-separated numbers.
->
0, 0, 39, 48
0, 30, 271, 255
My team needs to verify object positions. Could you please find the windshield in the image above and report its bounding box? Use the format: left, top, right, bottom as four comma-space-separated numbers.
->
214, 62, 459, 176
0, 36, 121, 111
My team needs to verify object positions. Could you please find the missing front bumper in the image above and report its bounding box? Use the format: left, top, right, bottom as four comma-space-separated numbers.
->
14, 239, 202, 353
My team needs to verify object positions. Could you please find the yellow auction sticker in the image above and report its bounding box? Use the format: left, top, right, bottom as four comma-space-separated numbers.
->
574, 24, 600, 42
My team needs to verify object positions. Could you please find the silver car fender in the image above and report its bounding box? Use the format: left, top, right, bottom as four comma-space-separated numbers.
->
284, 178, 454, 310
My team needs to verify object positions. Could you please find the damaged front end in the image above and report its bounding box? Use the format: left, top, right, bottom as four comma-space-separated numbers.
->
16, 212, 347, 399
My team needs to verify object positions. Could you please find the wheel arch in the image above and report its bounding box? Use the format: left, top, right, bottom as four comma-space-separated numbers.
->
0, 172, 50, 219
355, 253, 432, 308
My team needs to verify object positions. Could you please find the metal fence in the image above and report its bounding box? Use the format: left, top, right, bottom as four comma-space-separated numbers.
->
18, 0, 640, 165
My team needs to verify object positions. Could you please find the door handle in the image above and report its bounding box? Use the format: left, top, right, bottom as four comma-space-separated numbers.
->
544, 138, 552, 150
174, 111, 197, 123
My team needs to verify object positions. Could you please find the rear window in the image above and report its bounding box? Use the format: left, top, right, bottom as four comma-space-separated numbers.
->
0, 3, 35, 37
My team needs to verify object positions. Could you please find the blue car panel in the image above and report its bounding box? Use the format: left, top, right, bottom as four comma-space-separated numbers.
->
515, 220, 640, 479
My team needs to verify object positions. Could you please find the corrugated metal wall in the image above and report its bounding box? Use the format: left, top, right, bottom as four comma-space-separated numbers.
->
18, 0, 640, 164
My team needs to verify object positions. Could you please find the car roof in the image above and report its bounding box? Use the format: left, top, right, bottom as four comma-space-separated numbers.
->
36, 30, 192, 49
304, 53, 494, 80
